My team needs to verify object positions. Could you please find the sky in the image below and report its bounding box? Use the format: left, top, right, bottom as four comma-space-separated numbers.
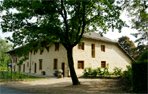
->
0, 27, 138, 43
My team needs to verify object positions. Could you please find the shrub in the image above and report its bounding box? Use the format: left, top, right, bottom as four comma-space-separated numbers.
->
137, 50, 148, 63
122, 66, 132, 91
0, 71, 36, 80
83, 67, 110, 77
113, 67, 122, 76
103, 68, 109, 76
53, 69, 63, 78
91, 69, 98, 77
83, 68, 93, 77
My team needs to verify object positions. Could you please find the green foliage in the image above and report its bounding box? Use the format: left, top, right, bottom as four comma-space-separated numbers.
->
0, 71, 38, 80
122, 66, 132, 87
118, 36, 136, 58
1, 0, 125, 85
83, 68, 93, 77
123, 0, 148, 32
113, 67, 122, 76
1, 0, 124, 48
83, 67, 110, 78
137, 49, 148, 63
0, 38, 11, 70
123, 0, 148, 46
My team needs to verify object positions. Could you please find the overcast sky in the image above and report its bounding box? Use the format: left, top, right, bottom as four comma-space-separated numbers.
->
0, 27, 138, 43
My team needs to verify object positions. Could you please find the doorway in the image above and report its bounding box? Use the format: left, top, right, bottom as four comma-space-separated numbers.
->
61, 62, 65, 77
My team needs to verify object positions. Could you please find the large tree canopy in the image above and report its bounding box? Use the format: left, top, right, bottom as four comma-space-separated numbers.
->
0, 0, 124, 85
118, 36, 136, 58
123, 0, 148, 32
122, 0, 148, 45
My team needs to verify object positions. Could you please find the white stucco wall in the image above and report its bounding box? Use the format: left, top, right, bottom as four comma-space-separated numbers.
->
11, 38, 132, 77
73, 38, 131, 76
27, 44, 68, 77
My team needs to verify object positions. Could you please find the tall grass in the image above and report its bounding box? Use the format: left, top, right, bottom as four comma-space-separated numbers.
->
0, 71, 38, 81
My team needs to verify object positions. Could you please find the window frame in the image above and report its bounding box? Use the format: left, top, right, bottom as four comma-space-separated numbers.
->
91, 44, 95, 58
53, 59, 58, 69
39, 59, 43, 70
55, 43, 59, 51
101, 61, 106, 68
78, 61, 84, 69
23, 64, 25, 72
78, 42, 84, 50
101, 45, 105, 52
27, 62, 29, 67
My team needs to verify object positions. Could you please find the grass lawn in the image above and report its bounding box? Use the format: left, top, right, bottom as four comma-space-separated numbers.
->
0, 71, 40, 82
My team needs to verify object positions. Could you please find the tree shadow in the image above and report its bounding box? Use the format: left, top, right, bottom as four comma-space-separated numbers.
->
1, 78, 128, 94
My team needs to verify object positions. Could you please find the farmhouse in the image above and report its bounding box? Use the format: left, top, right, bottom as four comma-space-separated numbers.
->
7, 32, 133, 77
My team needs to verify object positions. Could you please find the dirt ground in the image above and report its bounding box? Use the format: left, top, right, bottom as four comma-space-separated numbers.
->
0, 77, 128, 94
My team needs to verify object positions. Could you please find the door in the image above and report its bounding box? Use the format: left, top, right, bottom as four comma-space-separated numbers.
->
61, 63, 65, 77
34, 63, 37, 73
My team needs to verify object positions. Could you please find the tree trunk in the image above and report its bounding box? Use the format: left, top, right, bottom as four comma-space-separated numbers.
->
66, 47, 80, 85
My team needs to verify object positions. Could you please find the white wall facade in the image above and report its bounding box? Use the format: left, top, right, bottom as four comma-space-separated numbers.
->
73, 38, 131, 76
11, 38, 132, 77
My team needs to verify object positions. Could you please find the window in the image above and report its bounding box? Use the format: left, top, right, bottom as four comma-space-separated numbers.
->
78, 61, 84, 69
78, 42, 84, 50
13, 56, 17, 63
40, 49, 44, 55
91, 44, 95, 58
14, 65, 15, 72
101, 45, 105, 52
19, 65, 21, 72
55, 43, 59, 51
39, 59, 42, 70
27, 62, 29, 67
101, 61, 106, 68
53, 59, 58, 69
34, 63, 37, 73
34, 50, 37, 55
23, 64, 25, 72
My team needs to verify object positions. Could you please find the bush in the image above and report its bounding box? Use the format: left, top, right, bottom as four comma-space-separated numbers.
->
0, 71, 36, 80
137, 50, 148, 63
113, 67, 122, 76
91, 69, 98, 77
83, 67, 110, 78
53, 69, 63, 78
83, 68, 93, 77
122, 66, 132, 83
102, 68, 109, 76
122, 66, 132, 91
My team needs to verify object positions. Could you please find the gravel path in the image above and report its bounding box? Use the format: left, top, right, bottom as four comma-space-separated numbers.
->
0, 78, 127, 94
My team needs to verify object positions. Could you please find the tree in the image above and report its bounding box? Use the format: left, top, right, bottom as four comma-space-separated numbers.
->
0, 38, 11, 70
118, 36, 136, 58
123, 0, 148, 31
120, 0, 148, 59
1, 0, 124, 85
122, 0, 148, 46
137, 49, 148, 63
